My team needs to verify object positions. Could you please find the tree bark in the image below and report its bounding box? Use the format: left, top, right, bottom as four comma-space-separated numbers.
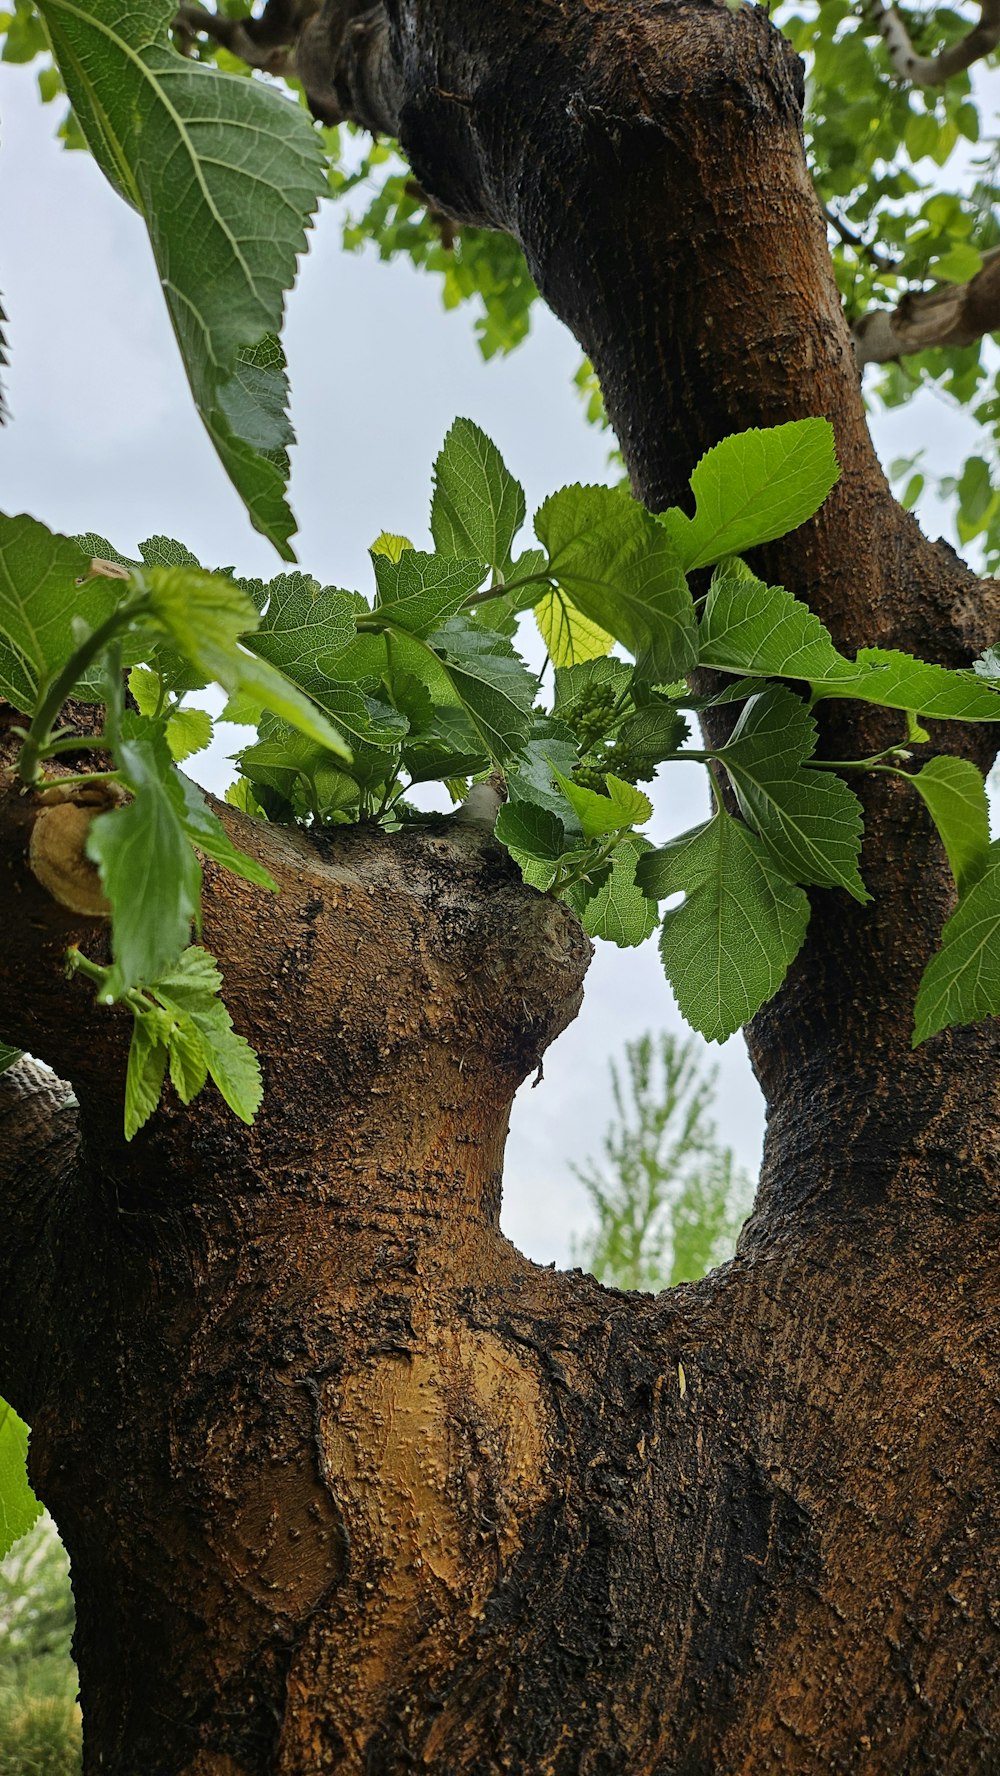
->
3, 1, 1000, 1770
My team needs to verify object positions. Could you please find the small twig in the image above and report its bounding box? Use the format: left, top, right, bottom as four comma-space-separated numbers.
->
822, 202, 898, 276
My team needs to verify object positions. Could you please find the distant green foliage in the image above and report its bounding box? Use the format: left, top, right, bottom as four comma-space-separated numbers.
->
0, 1515, 80, 1776
336, 144, 539, 360
572, 1033, 753, 1292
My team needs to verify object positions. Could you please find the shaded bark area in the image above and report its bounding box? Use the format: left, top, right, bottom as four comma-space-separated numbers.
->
3, 0, 1000, 1771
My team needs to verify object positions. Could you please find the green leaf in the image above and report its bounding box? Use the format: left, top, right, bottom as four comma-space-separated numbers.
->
0, 1045, 22, 1074
0, 513, 118, 707
165, 706, 213, 763
701, 571, 1000, 719
245, 574, 358, 691
127, 666, 214, 759
902, 756, 991, 895
534, 587, 614, 666
150, 947, 263, 1123
535, 484, 697, 683
638, 813, 810, 1042
175, 773, 278, 891
0, 1398, 42, 1559
613, 703, 689, 771
495, 799, 567, 862
431, 420, 525, 576
662, 420, 840, 570
913, 850, 1000, 1043
425, 616, 536, 761
124, 1008, 170, 1140
145, 567, 352, 757
36, 0, 326, 556
371, 551, 485, 635
699, 564, 857, 683
87, 719, 202, 994
580, 834, 659, 947
550, 765, 653, 839
815, 648, 1000, 721
166, 1011, 209, 1105
716, 686, 868, 900
932, 243, 982, 283
139, 536, 201, 570
505, 721, 582, 824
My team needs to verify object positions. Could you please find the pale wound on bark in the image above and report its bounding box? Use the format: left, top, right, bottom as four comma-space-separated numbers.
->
28, 781, 122, 918
275, 1326, 548, 1767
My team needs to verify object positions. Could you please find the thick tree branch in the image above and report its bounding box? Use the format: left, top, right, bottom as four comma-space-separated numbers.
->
866, 0, 1000, 86
853, 245, 1000, 366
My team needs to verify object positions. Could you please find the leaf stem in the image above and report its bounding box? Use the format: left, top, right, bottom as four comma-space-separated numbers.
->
17, 595, 152, 786
807, 744, 912, 772
465, 570, 552, 608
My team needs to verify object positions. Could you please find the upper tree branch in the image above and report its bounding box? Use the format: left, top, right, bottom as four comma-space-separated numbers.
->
866, 0, 1000, 85
853, 245, 1000, 367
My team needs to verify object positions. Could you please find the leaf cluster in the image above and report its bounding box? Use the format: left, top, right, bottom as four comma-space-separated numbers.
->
4, 414, 999, 1124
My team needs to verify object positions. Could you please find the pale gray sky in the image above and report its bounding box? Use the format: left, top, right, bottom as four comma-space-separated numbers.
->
0, 65, 986, 1264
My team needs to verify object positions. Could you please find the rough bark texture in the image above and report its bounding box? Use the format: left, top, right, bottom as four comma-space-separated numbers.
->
3, 1, 1000, 1771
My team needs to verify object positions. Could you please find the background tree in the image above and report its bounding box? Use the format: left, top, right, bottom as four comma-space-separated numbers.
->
2, 0, 1000, 1772
571, 1032, 753, 1291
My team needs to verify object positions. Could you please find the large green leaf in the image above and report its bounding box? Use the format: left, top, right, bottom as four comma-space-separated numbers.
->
431, 420, 525, 576
0, 1045, 22, 1073
699, 566, 858, 684
371, 551, 486, 635
701, 569, 1000, 720
580, 834, 659, 948
145, 567, 351, 757
0, 1398, 41, 1559
423, 616, 536, 761
638, 813, 810, 1042
815, 648, 1000, 721
902, 756, 991, 894
535, 484, 697, 683
0, 513, 117, 707
244, 575, 358, 690
913, 849, 1000, 1043
37, 0, 326, 556
661, 420, 839, 570
716, 687, 868, 901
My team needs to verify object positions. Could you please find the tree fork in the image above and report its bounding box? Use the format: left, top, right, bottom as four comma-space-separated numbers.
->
3, 0, 1000, 1769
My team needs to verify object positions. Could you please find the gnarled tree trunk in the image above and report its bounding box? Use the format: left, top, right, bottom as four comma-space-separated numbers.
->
2, 1, 999, 1769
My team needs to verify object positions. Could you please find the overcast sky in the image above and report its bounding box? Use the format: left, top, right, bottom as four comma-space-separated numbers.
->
0, 65, 987, 1264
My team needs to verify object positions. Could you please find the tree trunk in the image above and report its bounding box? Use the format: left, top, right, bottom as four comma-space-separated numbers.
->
3, 1, 1000, 1770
